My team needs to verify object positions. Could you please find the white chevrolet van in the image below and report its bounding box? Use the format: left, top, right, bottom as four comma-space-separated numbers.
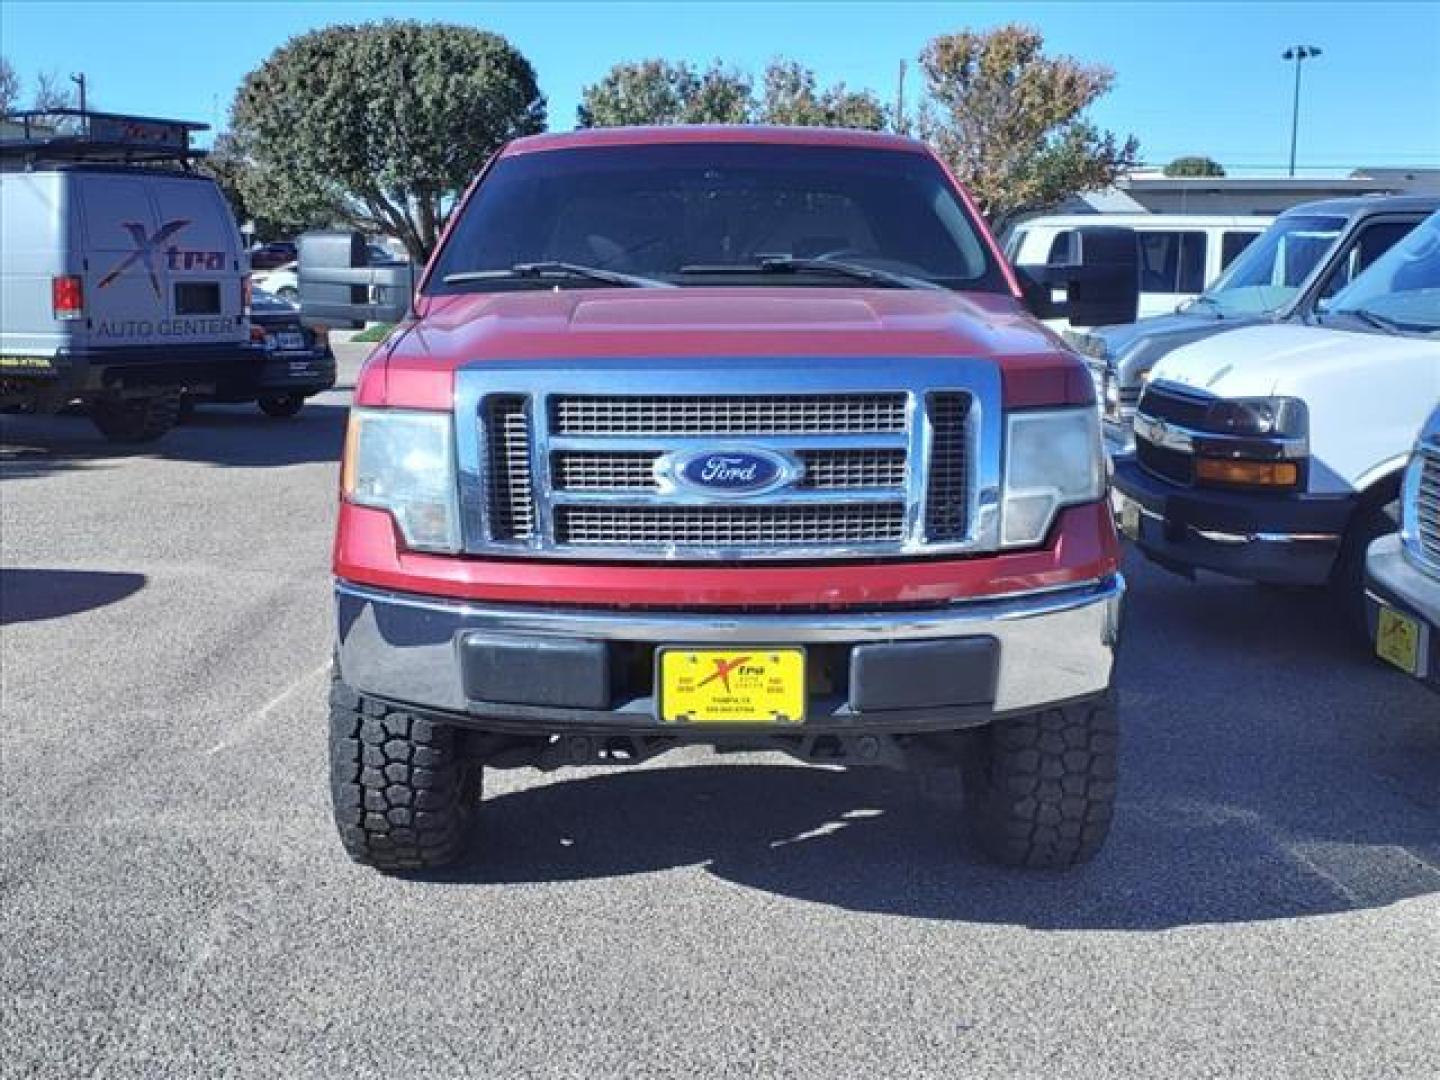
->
0, 110, 254, 442
1113, 210, 1440, 624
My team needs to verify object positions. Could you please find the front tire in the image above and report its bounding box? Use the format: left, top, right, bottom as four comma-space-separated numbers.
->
90, 389, 182, 444
963, 691, 1119, 869
1332, 494, 1400, 634
258, 393, 305, 419
329, 675, 478, 873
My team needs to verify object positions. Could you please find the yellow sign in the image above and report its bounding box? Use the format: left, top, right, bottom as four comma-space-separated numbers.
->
1376, 607, 1424, 677
658, 648, 806, 724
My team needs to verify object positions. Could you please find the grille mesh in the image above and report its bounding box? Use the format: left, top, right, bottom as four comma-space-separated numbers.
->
484, 396, 535, 540
552, 448, 907, 491
924, 393, 970, 541
556, 504, 905, 548
1418, 448, 1440, 569
554, 452, 659, 490
1137, 437, 1193, 486
550, 394, 906, 435
1140, 384, 1211, 428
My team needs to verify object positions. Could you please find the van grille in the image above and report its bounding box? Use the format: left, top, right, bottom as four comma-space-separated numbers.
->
1417, 446, 1440, 572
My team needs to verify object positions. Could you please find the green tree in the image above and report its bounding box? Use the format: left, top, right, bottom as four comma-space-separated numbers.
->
917, 25, 1139, 230
577, 60, 752, 127
231, 21, 545, 262
758, 59, 888, 130
1164, 155, 1226, 177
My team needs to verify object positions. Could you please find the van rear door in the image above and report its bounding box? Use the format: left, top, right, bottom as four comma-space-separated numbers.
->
77, 173, 244, 350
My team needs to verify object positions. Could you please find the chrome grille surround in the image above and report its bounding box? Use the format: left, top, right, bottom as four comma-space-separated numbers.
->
455, 358, 1002, 561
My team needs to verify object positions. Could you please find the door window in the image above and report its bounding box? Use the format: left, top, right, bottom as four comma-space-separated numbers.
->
1138, 231, 1206, 293
1318, 220, 1419, 301
1221, 231, 1259, 269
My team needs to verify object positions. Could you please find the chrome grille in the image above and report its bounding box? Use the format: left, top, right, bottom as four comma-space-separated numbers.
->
551, 394, 906, 435
557, 504, 906, 547
1418, 447, 1440, 570
483, 396, 535, 540
455, 359, 1003, 560
925, 392, 970, 541
554, 452, 659, 491
798, 448, 906, 490
552, 448, 908, 492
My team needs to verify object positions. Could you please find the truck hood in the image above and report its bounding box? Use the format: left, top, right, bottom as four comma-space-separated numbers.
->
365, 287, 1087, 408
1083, 309, 1218, 358
1149, 322, 1438, 398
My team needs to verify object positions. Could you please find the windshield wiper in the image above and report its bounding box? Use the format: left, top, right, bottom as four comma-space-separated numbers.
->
678, 257, 944, 291
1346, 307, 1407, 334
442, 262, 673, 289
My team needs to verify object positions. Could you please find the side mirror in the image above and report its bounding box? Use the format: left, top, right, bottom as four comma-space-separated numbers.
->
298, 230, 414, 329
1016, 226, 1139, 328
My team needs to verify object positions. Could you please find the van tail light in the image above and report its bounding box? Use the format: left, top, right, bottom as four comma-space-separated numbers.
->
52, 275, 85, 320
250, 325, 268, 344
241, 274, 253, 315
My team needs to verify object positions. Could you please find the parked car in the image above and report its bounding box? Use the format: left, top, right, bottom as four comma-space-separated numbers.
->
183, 288, 335, 417
253, 261, 297, 302
1113, 210, 1440, 624
249, 240, 298, 270
1366, 405, 1440, 691
305, 126, 1141, 874
1071, 195, 1439, 452
1005, 213, 1270, 331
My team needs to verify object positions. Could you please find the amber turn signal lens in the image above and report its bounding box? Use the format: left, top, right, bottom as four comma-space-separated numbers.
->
340, 413, 360, 497
1195, 458, 1299, 488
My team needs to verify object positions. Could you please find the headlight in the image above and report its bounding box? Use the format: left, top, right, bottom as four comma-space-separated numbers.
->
1001, 407, 1106, 548
1202, 397, 1307, 437
341, 408, 461, 552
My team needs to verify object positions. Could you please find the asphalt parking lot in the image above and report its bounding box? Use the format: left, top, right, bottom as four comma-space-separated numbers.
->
2, 345, 1437, 1079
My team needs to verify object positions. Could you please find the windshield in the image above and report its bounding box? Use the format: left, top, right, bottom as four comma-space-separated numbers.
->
427, 143, 1008, 294
1328, 212, 1440, 333
1199, 213, 1346, 316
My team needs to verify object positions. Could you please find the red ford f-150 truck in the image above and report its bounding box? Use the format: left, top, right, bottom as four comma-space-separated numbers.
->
304, 127, 1139, 874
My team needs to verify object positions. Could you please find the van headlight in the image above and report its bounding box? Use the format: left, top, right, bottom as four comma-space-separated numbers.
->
1001, 407, 1106, 548
341, 408, 461, 552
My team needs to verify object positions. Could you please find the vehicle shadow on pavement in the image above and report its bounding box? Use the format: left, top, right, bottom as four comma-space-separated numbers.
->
0, 567, 147, 624
428, 558, 1439, 931
0, 399, 348, 476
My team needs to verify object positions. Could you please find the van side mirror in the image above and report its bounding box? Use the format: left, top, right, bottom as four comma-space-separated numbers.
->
1016, 226, 1139, 327
297, 230, 414, 329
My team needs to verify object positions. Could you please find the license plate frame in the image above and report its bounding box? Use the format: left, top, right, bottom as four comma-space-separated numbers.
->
1375, 605, 1428, 678
656, 646, 806, 725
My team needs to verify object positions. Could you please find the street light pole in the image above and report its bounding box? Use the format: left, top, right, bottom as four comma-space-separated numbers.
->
1282, 46, 1321, 177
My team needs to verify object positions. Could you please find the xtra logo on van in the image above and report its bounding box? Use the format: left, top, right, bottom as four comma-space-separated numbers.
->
98, 220, 226, 299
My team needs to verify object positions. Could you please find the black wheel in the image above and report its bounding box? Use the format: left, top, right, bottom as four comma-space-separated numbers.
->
963, 690, 1119, 869
277, 286, 299, 303
1331, 492, 1401, 633
257, 393, 305, 419
90, 389, 182, 444
329, 673, 478, 872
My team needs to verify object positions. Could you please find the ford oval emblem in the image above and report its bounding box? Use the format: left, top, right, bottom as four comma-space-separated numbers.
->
672, 449, 794, 497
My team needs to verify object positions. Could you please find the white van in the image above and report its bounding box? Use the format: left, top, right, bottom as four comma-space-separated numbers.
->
0, 110, 253, 442
1113, 210, 1440, 624
1005, 213, 1270, 329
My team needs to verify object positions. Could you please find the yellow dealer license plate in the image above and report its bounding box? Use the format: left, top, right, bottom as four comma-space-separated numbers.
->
658, 648, 806, 724
1375, 606, 1426, 677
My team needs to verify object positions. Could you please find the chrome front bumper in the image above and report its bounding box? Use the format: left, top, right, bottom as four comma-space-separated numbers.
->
335, 576, 1124, 728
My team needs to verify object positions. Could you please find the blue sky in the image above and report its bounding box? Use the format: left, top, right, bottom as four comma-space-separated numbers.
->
3, 0, 1438, 175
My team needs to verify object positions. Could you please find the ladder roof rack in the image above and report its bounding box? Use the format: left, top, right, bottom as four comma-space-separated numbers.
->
1, 108, 210, 167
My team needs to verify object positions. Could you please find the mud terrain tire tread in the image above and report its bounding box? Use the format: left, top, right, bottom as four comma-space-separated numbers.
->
329, 673, 476, 872
965, 690, 1119, 869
